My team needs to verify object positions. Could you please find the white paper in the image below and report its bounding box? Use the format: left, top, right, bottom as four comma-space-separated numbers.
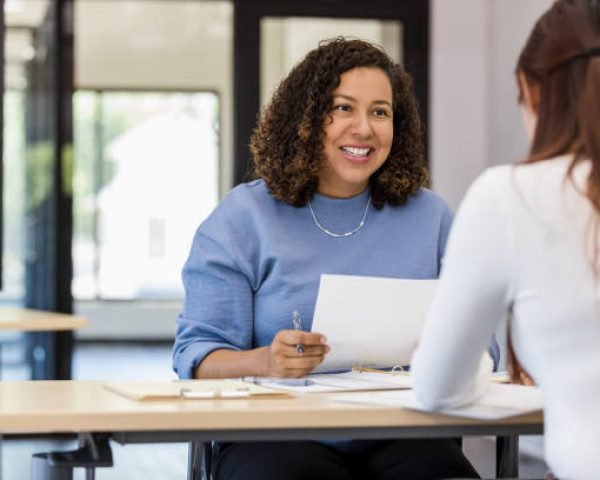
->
311, 274, 438, 373
334, 383, 543, 420
243, 371, 413, 393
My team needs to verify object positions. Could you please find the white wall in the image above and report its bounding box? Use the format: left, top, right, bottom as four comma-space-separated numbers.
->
430, 0, 554, 210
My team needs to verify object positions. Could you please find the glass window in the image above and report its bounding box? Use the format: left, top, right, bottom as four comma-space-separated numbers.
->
72, 1, 232, 337
1, 89, 26, 301
1, 3, 47, 304
73, 91, 219, 300
73, 0, 232, 305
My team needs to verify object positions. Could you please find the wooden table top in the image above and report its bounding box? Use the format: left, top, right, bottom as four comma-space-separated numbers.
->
0, 308, 88, 331
0, 381, 543, 436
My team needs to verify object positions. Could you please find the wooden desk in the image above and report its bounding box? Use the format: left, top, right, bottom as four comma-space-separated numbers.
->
0, 308, 88, 380
0, 381, 543, 479
0, 308, 87, 332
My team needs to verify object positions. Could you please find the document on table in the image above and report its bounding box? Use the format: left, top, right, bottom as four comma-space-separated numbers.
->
104, 380, 288, 400
311, 274, 438, 373
243, 370, 413, 393
334, 383, 543, 420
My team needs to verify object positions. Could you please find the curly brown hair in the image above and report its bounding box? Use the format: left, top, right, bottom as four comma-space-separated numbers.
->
250, 37, 428, 210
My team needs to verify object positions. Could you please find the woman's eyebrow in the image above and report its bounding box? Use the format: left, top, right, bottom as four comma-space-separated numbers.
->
333, 94, 391, 108
332, 94, 356, 102
373, 100, 393, 108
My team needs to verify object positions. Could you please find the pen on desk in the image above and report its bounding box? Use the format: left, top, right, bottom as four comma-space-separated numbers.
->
292, 310, 305, 355
242, 376, 314, 387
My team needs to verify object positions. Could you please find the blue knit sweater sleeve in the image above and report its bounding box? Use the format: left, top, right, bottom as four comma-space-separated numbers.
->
172, 234, 251, 379
172, 188, 258, 379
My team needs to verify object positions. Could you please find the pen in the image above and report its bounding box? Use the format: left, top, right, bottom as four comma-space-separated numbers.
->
292, 310, 305, 355
242, 376, 314, 387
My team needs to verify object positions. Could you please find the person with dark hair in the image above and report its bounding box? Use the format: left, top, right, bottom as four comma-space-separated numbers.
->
173, 37, 483, 479
412, 1, 600, 478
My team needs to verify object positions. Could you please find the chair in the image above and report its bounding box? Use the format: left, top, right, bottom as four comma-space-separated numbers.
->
30, 433, 113, 480
188, 441, 212, 480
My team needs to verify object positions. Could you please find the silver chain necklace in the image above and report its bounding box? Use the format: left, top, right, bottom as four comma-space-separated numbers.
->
307, 195, 371, 238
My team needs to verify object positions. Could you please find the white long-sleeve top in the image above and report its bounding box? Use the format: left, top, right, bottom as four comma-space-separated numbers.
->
412, 155, 600, 480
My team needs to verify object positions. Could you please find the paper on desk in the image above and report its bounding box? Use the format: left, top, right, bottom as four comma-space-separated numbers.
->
104, 380, 288, 401
245, 371, 412, 393
311, 274, 437, 373
334, 383, 543, 420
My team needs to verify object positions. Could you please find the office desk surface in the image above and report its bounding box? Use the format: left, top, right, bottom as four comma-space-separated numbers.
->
0, 381, 543, 440
0, 308, 88, 332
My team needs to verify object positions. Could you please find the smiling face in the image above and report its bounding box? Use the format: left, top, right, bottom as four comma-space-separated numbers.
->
319, 67, 394, 198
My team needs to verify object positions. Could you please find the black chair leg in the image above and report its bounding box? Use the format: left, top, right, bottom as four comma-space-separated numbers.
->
188, 441, 204, 480
496, 435, 519, 478
188, 441, 213, 480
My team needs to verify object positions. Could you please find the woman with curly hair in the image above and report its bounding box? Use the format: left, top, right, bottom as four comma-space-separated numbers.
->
173, 37, 481, 479
412, 0, 600, 478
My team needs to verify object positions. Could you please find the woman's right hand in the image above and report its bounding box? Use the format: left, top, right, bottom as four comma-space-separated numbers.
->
262, 330, 330, 377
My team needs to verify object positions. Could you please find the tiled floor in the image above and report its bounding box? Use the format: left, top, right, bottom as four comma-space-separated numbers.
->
1, 341, 549, 479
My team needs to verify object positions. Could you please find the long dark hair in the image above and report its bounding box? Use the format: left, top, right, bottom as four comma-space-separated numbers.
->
517, 0, 600, 272
517, 0, 600, 203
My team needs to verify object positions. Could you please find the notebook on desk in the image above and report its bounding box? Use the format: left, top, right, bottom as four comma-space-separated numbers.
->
104, 380, 289, 400
311, 274, 438, 373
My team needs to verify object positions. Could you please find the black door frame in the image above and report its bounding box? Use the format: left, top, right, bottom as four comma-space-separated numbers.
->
24, 0, 74, 380
233, 0, 430, 185
0, 0, 5, 289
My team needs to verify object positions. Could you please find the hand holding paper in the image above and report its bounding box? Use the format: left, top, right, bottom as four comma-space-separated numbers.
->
311, 274, 438, 373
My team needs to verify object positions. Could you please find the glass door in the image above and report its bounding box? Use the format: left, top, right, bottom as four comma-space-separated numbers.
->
260, 17, 403, 107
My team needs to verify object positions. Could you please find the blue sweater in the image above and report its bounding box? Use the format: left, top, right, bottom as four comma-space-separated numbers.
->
173, 179, 455, 379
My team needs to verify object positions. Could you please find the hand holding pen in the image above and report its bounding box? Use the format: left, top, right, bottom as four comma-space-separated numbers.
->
262, 311, 330, 378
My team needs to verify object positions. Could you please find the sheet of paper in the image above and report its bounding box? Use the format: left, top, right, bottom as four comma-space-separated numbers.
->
243, 371, 412, 393
334, 383, 543, 420
104, 380, 287, 400
311, 274, 437, 373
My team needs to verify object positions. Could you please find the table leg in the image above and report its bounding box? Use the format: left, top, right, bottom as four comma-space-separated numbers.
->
188, 441, 204, 480
496, 435, 519, 478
